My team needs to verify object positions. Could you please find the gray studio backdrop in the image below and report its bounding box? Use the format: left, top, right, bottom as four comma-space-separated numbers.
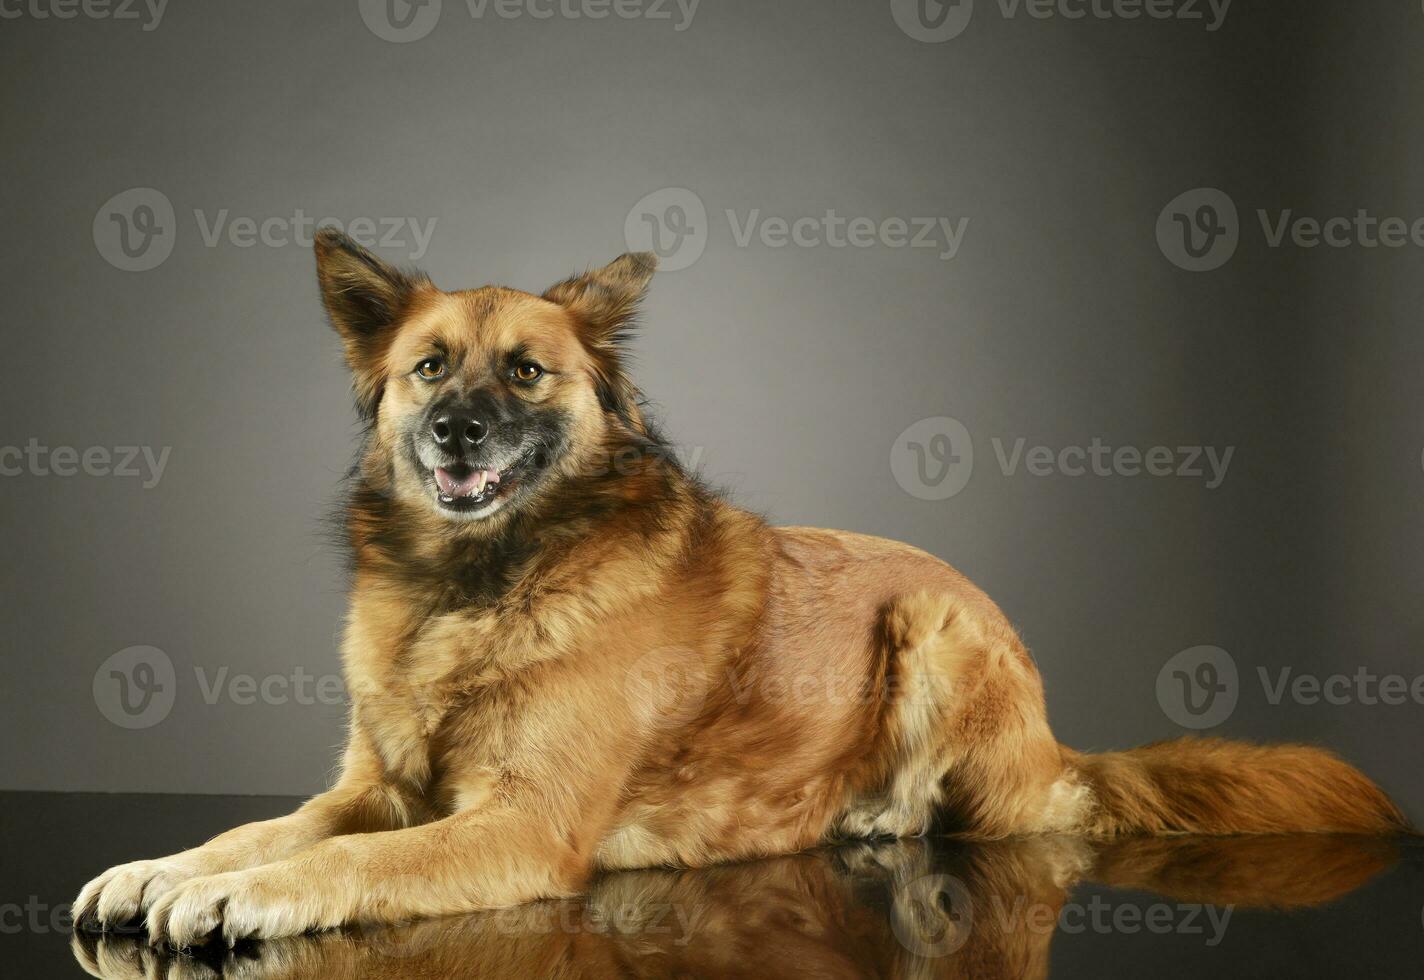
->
2, 1, 1421, 819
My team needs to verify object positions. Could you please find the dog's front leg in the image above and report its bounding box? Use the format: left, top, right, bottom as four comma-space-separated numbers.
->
145, 801, 591, 947
75, 734, 424, 931
145, 656, 642, 948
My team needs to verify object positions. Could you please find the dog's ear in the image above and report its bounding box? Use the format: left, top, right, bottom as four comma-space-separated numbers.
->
543, 252, 656, 421
314, 229, 429, 417
543, 251, 656, 342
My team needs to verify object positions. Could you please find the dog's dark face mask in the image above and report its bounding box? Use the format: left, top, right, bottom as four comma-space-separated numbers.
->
397, 345, 573, 523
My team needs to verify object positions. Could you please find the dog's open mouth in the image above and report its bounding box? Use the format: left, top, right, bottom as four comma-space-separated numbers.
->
423, 443, 542, 517
433, 463, 511, 512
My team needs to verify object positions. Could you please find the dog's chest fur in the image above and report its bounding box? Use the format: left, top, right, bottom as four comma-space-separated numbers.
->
338, 530, 668, 801
341, 579, 516, 791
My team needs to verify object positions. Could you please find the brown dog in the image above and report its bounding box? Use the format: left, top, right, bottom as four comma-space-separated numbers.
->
75, 232, 1407, 947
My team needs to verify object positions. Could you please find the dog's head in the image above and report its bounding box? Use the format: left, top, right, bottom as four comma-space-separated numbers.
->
315, 230, 657, 531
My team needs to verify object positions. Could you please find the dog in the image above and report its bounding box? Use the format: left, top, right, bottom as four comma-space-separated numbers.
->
75, 231, 1408, 947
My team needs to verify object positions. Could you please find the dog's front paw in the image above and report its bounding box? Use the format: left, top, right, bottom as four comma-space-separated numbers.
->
75, 858, 201, 933
146, 868, 326, 948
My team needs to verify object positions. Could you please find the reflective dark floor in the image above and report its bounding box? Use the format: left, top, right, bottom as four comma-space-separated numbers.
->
5, 792, 1422, 978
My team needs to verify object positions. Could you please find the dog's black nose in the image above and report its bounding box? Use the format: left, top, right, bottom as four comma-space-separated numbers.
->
431, 411, 488, 453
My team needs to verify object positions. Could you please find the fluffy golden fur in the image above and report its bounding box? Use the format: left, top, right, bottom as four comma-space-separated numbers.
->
76, 234, 1408, 947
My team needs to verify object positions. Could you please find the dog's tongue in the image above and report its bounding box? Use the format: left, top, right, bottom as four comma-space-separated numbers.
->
435, 467, 499, 498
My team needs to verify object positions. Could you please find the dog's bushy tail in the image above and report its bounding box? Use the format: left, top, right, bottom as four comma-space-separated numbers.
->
1063, 737, 1408, 836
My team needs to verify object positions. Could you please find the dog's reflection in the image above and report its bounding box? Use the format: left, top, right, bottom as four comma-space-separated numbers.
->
73, 834, 1397, 979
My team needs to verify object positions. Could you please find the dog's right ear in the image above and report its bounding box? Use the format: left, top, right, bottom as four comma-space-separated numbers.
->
314, 229, 429, 417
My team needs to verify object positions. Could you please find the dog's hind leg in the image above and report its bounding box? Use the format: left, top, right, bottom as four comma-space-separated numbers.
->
833, 591, 1087, 841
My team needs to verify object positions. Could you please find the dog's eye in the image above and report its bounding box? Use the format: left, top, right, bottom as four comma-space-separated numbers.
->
514, 363, 543, 383
415, 358, 445, 381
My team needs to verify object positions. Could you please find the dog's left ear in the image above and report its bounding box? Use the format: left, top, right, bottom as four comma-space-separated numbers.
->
543, 252, 657, 345
544, 253, 656, 420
